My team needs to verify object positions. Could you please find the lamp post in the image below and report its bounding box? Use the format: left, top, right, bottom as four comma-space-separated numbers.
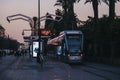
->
38, 0, 40, 23
37, 0, 43, 64
38, 0, 41, 53
38, 0, 40, 34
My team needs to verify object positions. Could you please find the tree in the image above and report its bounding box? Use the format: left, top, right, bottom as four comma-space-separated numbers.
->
55, 0, 80, 30
54, 9, 63, 34
0, 37, 19, 50
67, 0, 80, 29
103, 0, 120, 20
85, 0, 101, 57
55, 0, 67, 14
44, 13, 54, 29
85, 0, 100, 20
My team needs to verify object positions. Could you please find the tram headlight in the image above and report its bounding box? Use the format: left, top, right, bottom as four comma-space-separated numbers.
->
80, 53, 83, 56
80, 52, 84, 57
68, 54, 70, 56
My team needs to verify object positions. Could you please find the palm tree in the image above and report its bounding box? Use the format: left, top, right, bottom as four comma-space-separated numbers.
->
55, 0, 80, 30
55, 0, 68, 14
54, 9, 63, 34
85, 0, 101, 58
85, 0, 100, 20
68, 0, 80, 29
103, 0, 120, 20
44, 13, 54, 29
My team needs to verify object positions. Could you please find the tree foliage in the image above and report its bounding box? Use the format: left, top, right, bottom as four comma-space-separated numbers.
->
54, 0, 80, 30
0, 37, 20, 50
79, 16, 120, 62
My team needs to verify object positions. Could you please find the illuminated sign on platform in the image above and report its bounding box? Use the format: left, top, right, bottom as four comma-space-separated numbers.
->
32, 41, 39, 57
40, 29, 51, 36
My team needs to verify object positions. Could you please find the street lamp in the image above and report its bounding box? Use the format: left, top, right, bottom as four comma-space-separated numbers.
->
37, 0, 42, 63
38, 0, 40, 52
37, 0, 63, 63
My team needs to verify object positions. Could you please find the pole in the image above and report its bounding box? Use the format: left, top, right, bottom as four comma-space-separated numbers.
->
38, 0, 40, 53
37, 0, 43, 69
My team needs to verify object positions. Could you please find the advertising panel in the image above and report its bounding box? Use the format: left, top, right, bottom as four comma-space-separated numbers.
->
32, 41, 39, 57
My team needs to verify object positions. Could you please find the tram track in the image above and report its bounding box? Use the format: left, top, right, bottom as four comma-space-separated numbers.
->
70, 63, 120, 80
80, 66, 111, 80
84, 63, 120, 76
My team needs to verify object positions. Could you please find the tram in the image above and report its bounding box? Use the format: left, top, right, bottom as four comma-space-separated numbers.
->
47, 30, 84, 63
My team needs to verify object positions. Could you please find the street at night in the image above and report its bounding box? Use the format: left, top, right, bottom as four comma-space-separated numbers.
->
0, 0, 120, 80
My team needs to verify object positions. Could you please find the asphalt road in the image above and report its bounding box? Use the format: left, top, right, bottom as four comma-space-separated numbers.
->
0, 54, 120, 80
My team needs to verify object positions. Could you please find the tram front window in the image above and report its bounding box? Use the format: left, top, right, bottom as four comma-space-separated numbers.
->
66, 34, 82, 53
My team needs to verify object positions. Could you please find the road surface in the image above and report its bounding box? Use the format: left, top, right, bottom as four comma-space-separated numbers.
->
0, 54, 120, 80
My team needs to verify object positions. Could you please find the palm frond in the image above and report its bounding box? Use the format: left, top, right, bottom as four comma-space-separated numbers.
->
102, 0, 109, 6
54, 2, 62, 6
84, 0, 92, 4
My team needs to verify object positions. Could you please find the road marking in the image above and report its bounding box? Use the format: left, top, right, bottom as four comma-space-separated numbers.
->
54, 79, 62, 80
